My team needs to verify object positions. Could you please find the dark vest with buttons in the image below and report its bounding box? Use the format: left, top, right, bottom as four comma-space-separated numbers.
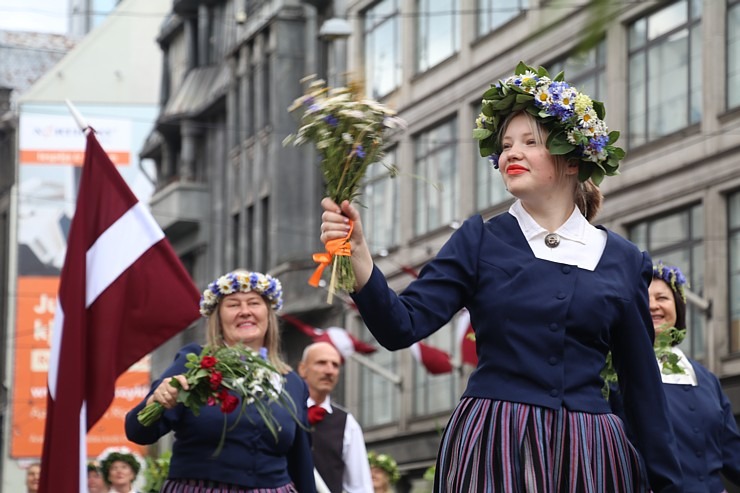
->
312, 405, 348, 493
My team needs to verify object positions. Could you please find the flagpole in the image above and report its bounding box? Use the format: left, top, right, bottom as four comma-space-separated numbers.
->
65, 99, 92, 135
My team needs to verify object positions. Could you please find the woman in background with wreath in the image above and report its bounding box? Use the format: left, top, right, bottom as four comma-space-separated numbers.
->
125, 270, 315, 493
318, 62, 684, 492
644, 263, 739, 492
367, 452, 399, 493
97, 447, 145, 493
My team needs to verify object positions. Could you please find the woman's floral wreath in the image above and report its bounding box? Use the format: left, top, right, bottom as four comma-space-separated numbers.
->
653, 261, 688, 302
473, 61, 625, 186
200, 271, 283, 317
368, 451, 401, 484
97, 446, 145, 484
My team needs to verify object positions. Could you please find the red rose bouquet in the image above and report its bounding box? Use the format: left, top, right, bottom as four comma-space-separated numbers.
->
137, 344, 300, 455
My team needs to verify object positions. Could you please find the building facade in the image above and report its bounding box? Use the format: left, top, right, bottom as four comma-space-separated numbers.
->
145, 0, 740, 490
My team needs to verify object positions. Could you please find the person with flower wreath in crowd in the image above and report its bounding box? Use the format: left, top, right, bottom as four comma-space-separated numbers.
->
318, 61, 684, 492
367, 452, 399, 493
87, 461, 106, 493
612, 262, 740, 492
125, 269, 316, 493
97, 447, 146, 493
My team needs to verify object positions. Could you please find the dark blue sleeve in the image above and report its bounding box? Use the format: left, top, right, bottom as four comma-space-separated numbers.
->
285, 373, 316, 493
713, 371, 740, 485
351, 215, 482, 349
124, 343, 201, 444
610, 251, 684, 492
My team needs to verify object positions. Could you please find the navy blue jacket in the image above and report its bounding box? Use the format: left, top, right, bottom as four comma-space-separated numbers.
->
352, 213, 683, 492
660, 360, 740, 492
125, 343, 316, 492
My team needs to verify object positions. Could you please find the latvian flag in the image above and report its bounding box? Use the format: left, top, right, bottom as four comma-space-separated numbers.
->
39, 131, 201, 493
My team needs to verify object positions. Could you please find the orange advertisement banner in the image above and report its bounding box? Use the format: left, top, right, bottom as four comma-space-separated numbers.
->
19, 150, 130, 166
12, 276, 148, 458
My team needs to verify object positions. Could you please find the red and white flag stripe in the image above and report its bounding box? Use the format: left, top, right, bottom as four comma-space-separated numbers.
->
455, 309, 478, 367
409, 341, 454, 375
281, 315, 377, 359
40, 131, 201, 493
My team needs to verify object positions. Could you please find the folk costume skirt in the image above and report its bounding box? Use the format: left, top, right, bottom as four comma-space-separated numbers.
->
160, 479, 298, 493
435, 398, 650, 493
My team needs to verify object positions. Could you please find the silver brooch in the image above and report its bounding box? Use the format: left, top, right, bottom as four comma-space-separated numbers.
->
544, 233, 560, 248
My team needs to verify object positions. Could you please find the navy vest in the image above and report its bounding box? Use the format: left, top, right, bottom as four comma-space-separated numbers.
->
312, 405, 348, 493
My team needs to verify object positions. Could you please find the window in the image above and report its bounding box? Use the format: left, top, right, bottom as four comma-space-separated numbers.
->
476, 0, 527, 38
729, 191, 740, 353
473, 104, 508, 210
358, 324, 399, 427
414, 119, 458, 235
416, 0, 459, 72
91, 0, 118, 29
549, 40, 607, 107
413, 323, 460, 416
628, 0, 702, 147
364, 0, 401, 98
246, 205, 255, 269
362, 149, 400, 254
729, 0, 740, 109
629, 204, 705, 359
232, 212, 241, 267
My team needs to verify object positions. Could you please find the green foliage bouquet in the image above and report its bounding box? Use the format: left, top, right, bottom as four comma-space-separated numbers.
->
284, 76, 405, 300
137, 344, 300, 455
142, 451, 171, 493
601, 325, 687, 399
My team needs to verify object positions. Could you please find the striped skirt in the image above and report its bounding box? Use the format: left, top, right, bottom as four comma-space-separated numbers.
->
160, 479, 298, 493
435, 398, 649, 492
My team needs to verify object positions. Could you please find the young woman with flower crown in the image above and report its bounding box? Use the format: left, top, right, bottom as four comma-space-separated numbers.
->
318, 63, 684, 492
125, 270, 316, 493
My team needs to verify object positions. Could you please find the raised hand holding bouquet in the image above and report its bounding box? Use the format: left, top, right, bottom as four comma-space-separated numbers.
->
284, 76, 405, 301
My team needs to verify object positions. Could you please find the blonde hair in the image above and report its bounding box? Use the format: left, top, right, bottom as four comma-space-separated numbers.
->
205, 270, 291, 374
498, 111, 603, 222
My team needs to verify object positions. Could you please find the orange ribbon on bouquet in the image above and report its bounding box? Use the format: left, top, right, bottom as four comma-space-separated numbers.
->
309, 220, 354, 287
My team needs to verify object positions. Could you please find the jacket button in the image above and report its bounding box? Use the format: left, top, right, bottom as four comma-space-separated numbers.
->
548, 356, 558, 365
549, 323, 558, 332
562, 266, 571, 274
556, 292, 566, 300
550, 389, 559, 397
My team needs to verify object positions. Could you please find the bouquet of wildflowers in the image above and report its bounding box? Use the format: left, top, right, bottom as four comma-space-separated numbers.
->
284, 76, 405, 300
137, 344, 299, 455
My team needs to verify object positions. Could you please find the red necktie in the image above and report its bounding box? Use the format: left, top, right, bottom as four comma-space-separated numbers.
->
308, 404, 327, 425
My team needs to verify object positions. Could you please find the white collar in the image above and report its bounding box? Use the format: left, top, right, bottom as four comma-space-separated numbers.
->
509, 200, 587, 245
659, 347, 698, 386
307, 396, 334, 413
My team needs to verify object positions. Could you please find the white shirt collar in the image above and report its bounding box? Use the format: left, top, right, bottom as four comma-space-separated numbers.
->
659, 347, 698, 386
509, 199, 587, 245
307, 396, 334, 413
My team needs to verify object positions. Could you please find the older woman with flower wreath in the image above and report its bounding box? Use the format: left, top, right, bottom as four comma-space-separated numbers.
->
367, 452, 399, 493
125, 269, 315, 493
613, 262, 740, 492
319, 62, 684, 492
